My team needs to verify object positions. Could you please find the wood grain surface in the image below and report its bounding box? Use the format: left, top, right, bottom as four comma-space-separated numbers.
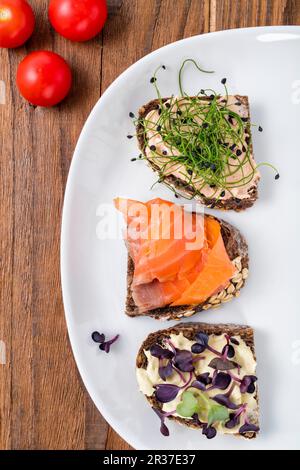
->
0, 0, 299, 451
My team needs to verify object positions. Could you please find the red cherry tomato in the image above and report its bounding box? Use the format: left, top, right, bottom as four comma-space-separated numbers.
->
48, 0, 107, 42
0, 0, 35, 48
16, 51, 72, 107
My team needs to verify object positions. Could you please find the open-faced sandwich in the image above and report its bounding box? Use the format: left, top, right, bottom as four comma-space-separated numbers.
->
130, 60, 279, 210
114, 197, 248, 320
136, 322, 259, 439
136, 94, 259, 210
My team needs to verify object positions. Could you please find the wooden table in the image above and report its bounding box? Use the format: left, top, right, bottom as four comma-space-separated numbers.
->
0, 0, 299, 451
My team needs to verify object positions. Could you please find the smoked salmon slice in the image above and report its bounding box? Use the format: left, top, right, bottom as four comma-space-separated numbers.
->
171, 232, 236, 306
115, 197, 205, 286
115, 198, 236, 312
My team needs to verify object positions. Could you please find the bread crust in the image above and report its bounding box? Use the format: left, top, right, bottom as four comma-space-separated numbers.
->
125, 216, 249, 320
136, 322, 259, 439
136, 96, 258, 211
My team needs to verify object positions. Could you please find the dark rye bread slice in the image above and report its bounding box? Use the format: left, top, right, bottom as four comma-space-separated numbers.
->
136, 322, 259, 439
136, 96, 258, 211
126, 215, 248, 320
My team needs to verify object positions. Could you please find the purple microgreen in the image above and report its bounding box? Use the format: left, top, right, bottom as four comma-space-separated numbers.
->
225, 412, 241, 429
150, 344, 174, 359
190, 380, 206, 391
228, 371, 242, 383
225, 403, 248, 429
230, 337, 240, 346
195, 332, 209, 347
193, 332, 236, 359
159, 360, 173, 381
211, 372, 231, 390
239, 375, 252, 393
212, 394, 239, 410
153, 408, 174, 437
239, 422, 260, 434
196, 372, 212, 386
91, 331, 105, 343
207, 344, 223, 356
236, 403, 247, 416
173, 365, 186, 383
202, 424, 217, 439
222, 344, 235, 359
240, 375, 257, 393
192, 413, 204, 426
247, 382, 256, 394
155, 384, 180, 403
99, 334, 119, 353
155, 372, 193, 403
221, 344, 229, 358
150, 344, 165, 358
208, 357, 239, 371
191, 343, 206, 354
174, 349, 194, 372
183, 371, 193, 387
192, 340, 221, 357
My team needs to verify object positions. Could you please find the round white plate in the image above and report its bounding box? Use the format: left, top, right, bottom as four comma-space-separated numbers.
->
61, 26, 300, 450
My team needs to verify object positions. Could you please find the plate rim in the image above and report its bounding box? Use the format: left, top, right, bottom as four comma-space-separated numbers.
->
60, 25, 300, 450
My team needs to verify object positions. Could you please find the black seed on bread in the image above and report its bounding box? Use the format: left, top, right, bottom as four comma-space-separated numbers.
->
136, 322, 259, 439
125, 215, 248, 320
136, 96, 258, 211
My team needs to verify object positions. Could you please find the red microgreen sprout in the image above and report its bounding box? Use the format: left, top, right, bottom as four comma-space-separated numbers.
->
227, 372, 257, 394
206, 372, 232, 392
91, 331, 119, 353
91, 331, 105, 343
212, 384, 239, 410
239, 419, 260, 435
192, 332, 236, 361
202, 425, 217, 439
155, 372, 193, 403
152, 408, 176, 437
159, 359, 173, 381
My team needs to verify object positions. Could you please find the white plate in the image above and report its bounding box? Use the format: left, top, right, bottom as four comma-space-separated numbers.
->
61, 26, 300, 450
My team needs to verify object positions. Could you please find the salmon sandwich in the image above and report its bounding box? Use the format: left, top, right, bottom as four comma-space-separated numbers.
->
114, 197, 248, 321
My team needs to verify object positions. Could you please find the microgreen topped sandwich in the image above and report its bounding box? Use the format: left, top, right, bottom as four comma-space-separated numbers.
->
130, 60, 279, 210
115, 197, 248, 320
136, 322, 259, 439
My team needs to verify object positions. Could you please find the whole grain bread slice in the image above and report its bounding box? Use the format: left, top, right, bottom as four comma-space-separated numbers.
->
136, 96, 258, 211
136, 322, 259, 439
126, 215, 248, 320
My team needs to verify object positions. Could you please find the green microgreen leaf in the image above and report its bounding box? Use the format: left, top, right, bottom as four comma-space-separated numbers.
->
176, 391, 199, 417
176, 389, 229, 426
208, 404, 230, 426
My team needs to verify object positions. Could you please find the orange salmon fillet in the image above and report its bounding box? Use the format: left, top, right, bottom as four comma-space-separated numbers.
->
114, 198, 236, 311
